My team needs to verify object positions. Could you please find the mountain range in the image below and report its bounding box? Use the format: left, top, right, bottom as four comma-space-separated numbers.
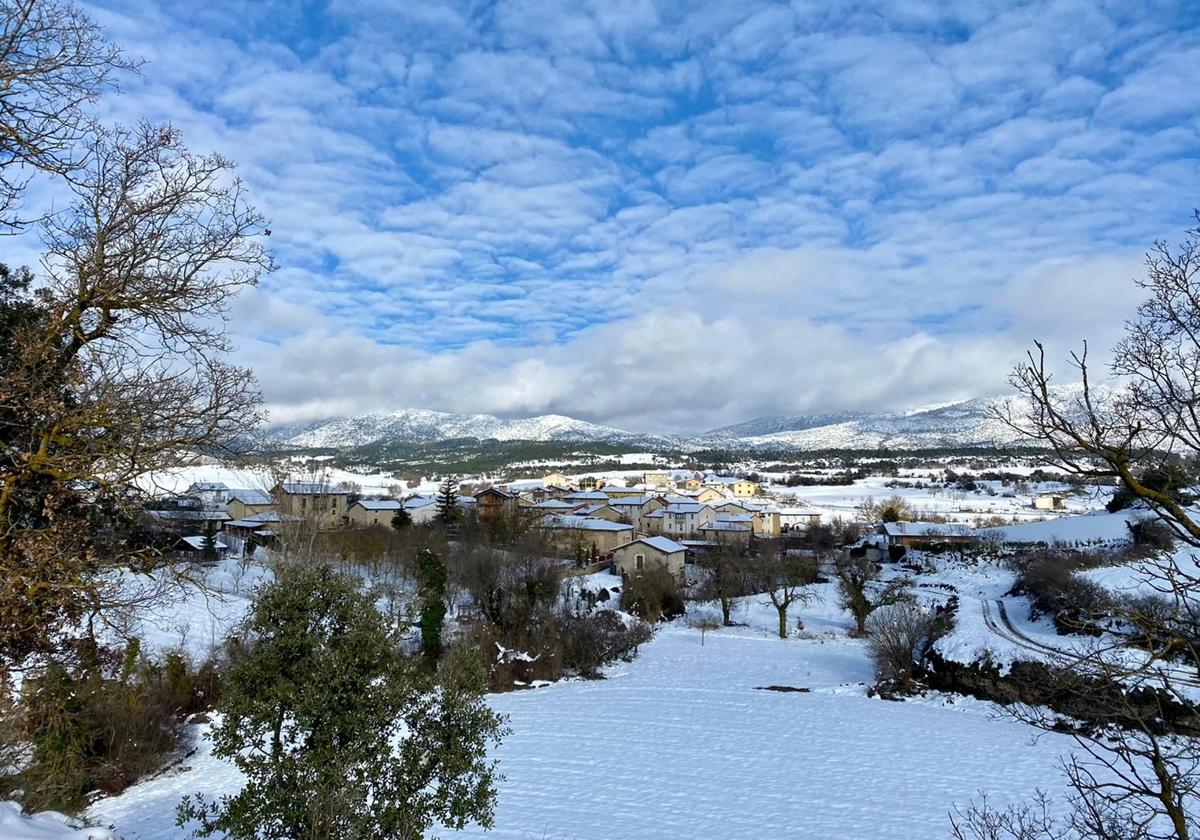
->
262, 393, 1045, 453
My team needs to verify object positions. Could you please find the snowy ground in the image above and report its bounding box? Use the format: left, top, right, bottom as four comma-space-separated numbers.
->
65, 592, 1086, 840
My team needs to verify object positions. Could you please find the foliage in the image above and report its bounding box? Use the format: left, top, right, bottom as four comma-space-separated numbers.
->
621, 566, 684, 624
415, 548, 448, 666
9, 643, 219, 813
390, 505, 412, 529
435, 477, 461, 526
177, 564, 504, 840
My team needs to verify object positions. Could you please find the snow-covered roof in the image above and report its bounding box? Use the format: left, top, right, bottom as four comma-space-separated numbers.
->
186, 482, 228, 492
534, 499, 577, 510
619, 536, 687, 555
608, 496, 653, 507
539, 515, 633, 532
228, 512, 302, 527
179, 535, 227, 551
880, 522, 972, 538
404, 496, 436, 510
227, 488, 271, 505
574, 503, 612, 516
664, 503, 707, 514
700, 521, 751, 532
355, 499, 402, 511
280, 482, 351, 495
146, 509, 230, 522
563, 491, 609, 501
717, 513, 753, 523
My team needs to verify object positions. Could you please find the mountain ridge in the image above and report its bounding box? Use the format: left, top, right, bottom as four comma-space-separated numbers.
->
261, 392, 1060, 453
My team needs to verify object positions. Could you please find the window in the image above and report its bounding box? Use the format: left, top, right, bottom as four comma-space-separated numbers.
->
635, 554, 645, 571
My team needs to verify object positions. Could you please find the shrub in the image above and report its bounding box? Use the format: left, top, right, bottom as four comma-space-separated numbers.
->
865, 602, 936, 687
558, 610, 651, 678
13, 644, 223, 813
178, 564, 505, 840
621, 566, 684, 623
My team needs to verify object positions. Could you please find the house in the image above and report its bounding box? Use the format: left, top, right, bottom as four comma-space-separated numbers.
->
643, 471, 673, 489
698, 519, 753, 546
538, 515, 635, 556
579, 504, 627, 523
643, 502, 717, 539
878, 521, 976, 549
474, 486, 519, 522
611, 536, 687, 583
184, 482, 230, 509
404, 496, 438, 525
562, 490, 610, 506
347, 499, 402, 527
175, 534, 228, 559
703, 475, 761, 498
779, 508, 823, 531
225, 488, 273, 522
596, 484, 644, 500
145, 507, 230, 533
1033, 493, 1066, 511
542, 472, 575, 489
533, 498, 581, 515
605, 496, 662, 530
272, 482, 351, 526
224, 511, 303, 544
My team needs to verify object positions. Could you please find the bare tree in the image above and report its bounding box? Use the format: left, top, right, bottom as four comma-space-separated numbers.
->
968, 217, 1200, 839
695, 543, 749, 625
746, 546, 819, 639
0, 0, 138, 229
834, 555, 912, 635
0, 123, 270, 668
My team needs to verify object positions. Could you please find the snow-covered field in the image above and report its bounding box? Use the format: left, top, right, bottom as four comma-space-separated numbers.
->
41, 591, 1082, 840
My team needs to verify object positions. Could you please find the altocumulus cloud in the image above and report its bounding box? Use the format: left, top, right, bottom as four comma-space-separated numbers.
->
78, 0, 1200, 433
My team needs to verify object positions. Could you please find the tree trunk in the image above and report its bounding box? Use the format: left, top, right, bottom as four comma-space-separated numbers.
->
720, 596, 732, 626
776, 604, 788, 639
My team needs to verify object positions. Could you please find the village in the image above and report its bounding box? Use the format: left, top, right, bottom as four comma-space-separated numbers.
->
149, 464, 1080, 588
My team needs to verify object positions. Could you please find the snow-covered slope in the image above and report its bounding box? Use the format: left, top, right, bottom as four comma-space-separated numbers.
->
263, 387, 1091, 453
701, 393, 1043, 450
274, 408, 672, 449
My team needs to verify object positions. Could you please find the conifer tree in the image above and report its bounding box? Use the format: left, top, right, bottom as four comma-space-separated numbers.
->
435, 477, 460, 526
391, 505, 412, 529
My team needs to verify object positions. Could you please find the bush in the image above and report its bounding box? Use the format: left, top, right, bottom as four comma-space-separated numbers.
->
178, 563, 505, 840
1018, 551, 1114, 632
558, 610, 651, 678
13, 644, 222, 813
865, 602, 936, 687
621, 566, 684, 623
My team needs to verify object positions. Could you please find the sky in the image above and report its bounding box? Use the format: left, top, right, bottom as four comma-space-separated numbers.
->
72, 0, 1200, 433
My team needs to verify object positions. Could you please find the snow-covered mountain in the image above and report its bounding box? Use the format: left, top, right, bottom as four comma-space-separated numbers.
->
263, 390, 1069, 453
268, 408, 676, 449
699, 393, 1040, 450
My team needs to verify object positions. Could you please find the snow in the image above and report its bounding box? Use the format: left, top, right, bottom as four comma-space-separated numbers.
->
984, 510, 1143, 545
71, 586, 1087, 840
0, 803, 119, 840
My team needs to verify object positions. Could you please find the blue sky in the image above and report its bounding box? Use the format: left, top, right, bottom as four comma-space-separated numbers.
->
80, 0, 1200, 432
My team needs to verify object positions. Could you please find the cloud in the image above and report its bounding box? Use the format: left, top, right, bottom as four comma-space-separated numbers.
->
48, 0, 1198, 431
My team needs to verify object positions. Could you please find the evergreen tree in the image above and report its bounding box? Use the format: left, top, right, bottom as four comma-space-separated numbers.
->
415, 549, 448, 666
391, 504, 412, 529
435, 477, 460, 526
200, 520, 218, 564
178, 564, 504, 839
